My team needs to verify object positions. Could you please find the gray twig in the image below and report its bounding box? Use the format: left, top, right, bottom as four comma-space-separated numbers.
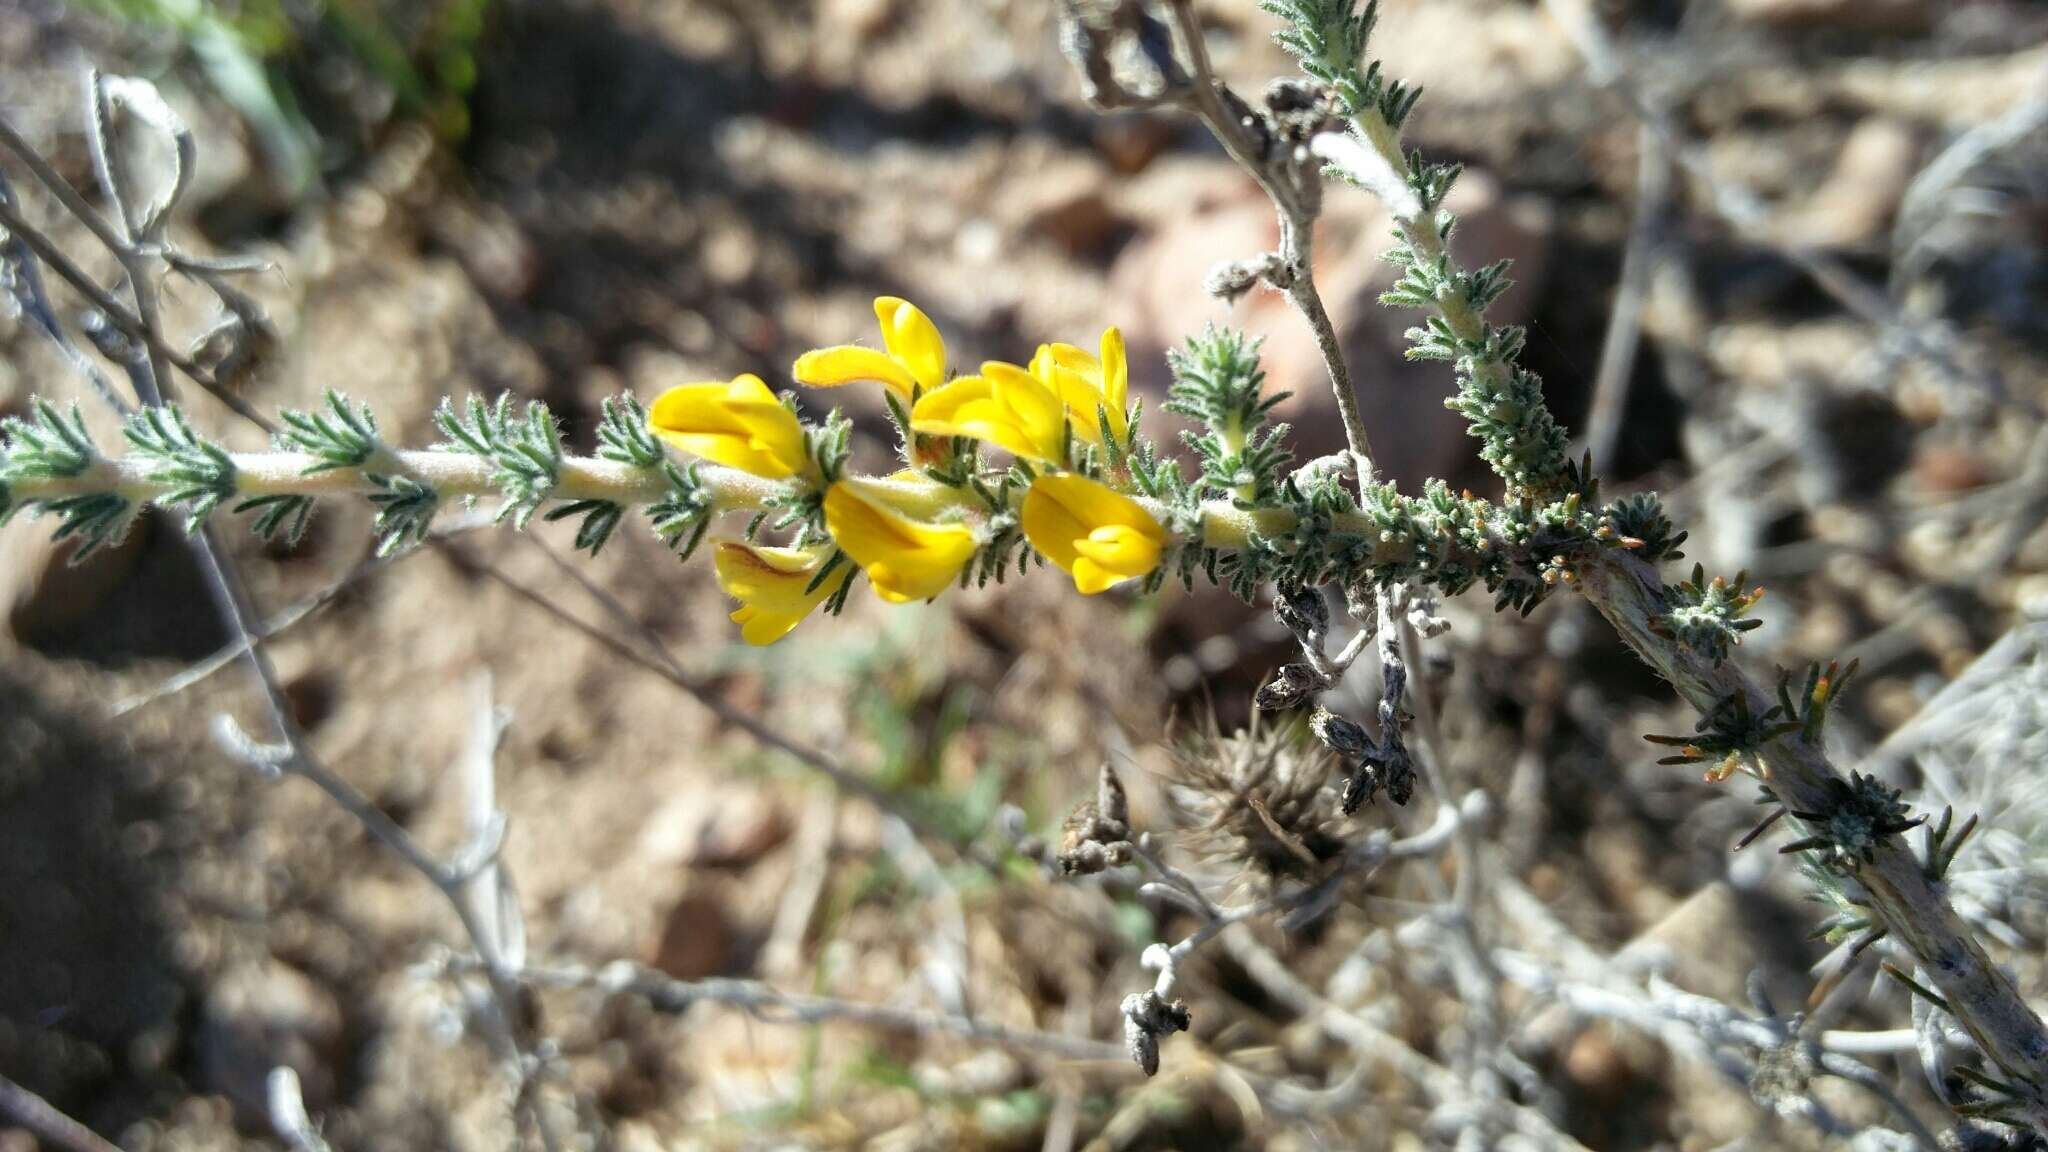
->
439, 955, 1126, 1064
0, 1073, 124, 1152
1581, 118, 1672, 470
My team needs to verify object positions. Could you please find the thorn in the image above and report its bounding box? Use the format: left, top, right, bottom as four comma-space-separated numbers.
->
1881, 962, 1951, 1013
1734, 806, 1787, 851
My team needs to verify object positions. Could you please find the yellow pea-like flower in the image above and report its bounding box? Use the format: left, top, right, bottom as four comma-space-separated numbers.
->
911, 360, 1068, 464
1030, 326, 1129, 447
823, 480, 978, 604
648, 374, 809, 480
1023, 472, 1166, 595
713, 541, 837, 645
791, 296, 948, 406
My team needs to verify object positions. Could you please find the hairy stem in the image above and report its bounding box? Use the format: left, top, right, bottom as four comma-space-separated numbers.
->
1582, 554, 2048, 1121
0, 443, 1427, 561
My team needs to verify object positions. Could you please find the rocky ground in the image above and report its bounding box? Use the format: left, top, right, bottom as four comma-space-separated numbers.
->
2, 0, 2047, 1149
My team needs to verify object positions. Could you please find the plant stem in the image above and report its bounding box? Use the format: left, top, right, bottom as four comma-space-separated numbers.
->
1, 446, 1396, 558
1582, 553, 2048, 1123
1157, 0, 1378, 475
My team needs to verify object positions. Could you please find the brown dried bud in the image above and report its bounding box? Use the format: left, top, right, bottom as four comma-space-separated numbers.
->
1341, 762, 1382, 814
1342, 746, 1415, 813
1274, 582, 1329, 645
1057, 766, 1136, 875
1311, 707, 1373, 761
1255, 663, 1327, 711
1120, 990, 1192, 1076
1204, 251, 1285, 302
1097, 763, 1128, 827
1263, 78, 1322, 115
1384, 750, 1415, 807
1058, 838, 1133, 875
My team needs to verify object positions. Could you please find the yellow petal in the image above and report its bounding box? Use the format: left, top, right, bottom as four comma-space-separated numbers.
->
910, 375, 1000, 439
823, 481, 977, 604
982, 360, 1069, 462
1072, 525, 1162, 594
792, 345, 917, 405
875, 296, 947, 396
648, 375, 808, 479
1021, 472, 1165, 594
910, 372, 1058, 463
1032, 345, 1100, 448
713, 540, 834, 644
1046, 342, 1099, 380
1099, 326, 1128, 413
1021, 476, 1088, 572
1036, 337, 1127, 446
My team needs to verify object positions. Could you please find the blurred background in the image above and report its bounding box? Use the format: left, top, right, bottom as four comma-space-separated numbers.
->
1, 0, 2046, 1148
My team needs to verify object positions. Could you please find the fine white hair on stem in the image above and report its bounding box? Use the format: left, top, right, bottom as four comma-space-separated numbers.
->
1309, 131, 1421, 220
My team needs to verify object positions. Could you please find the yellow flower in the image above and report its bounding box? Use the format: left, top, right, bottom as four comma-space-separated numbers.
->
791, 296, 948, 406
648, 374, 809, 479
1022, 472, 1166, 595
823, 479, 978, 604
911, 361, 1068, 464
1030, 326, 1129, 447
713, 541, 836, 645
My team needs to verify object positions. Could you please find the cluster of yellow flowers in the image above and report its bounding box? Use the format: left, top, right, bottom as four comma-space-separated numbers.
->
648, 297, 1169, 644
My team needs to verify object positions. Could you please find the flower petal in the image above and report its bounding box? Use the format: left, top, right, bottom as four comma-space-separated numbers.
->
982, 360, 1069, 463
1070, 525, 1161, 594
1032, 345, 1102, 447
713, 540, 833, 644
1072, 555, 1125, 596
1022, 472, 1165, 594
1036, 336, 1128, 446
823, 481, 977, 604
792, 345, 917, 404
648, 375, 808, 479
1021, 478, 1088, 572
1099, 326, 1128, 413
910, 375, 1000, 439
1045, 342, 1100, 380
1075, 522, 1159, 571
875, 296, 947, 396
